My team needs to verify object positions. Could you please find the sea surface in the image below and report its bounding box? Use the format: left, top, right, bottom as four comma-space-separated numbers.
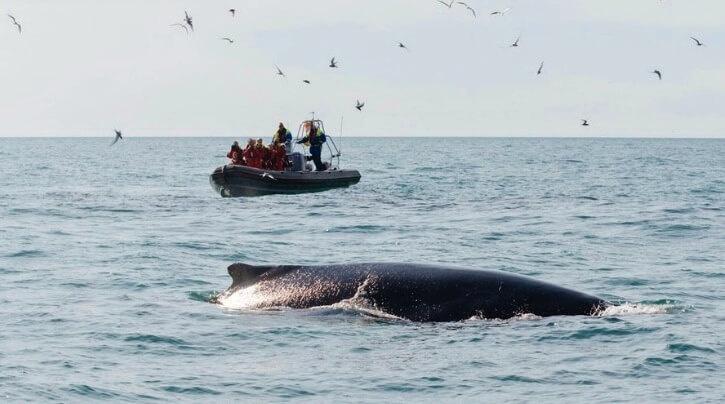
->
1, 137, 723, 402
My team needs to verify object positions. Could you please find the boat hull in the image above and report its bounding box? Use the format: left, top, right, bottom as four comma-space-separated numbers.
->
209, 165, 361, 197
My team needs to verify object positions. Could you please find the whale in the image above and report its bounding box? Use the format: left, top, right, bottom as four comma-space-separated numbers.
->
214, 263, 609, 322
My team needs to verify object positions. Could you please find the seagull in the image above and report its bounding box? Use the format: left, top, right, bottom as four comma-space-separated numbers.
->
184, 11, 194, 31
8, 14, 21, 33
355, 100, 365, 111
329, 57, 338, 68
581, 119, 589, 127
261, 173, 276, 180
170, 23, 189, 34
303, 79, 311, 84
457, 2, 476, 17
537, 61, 544, 75
652, 69, 662, 80
511, 36, 520, 47
274, 65, 286, 78
437, 0, 454, 8
491, 8, 511, 16
221, 37, 234, 44
229, 9, 236, 17
690, 36, 704, 46
111, 129, 123, 146
398, 42, 409, 51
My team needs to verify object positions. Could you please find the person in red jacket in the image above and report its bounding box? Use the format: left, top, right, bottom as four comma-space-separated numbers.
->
242, 138, 259, 168
255, 138, 270, 169
268, 140, 287, 171
226, 141, 244, 165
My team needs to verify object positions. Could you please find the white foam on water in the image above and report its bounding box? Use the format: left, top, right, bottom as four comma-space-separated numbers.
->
597, 302, 674, 316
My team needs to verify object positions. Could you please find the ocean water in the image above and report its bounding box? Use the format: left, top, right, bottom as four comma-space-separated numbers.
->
0, 137, 723, 402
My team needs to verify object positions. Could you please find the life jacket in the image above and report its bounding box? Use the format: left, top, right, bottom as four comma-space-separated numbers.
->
256, 145, 270, 169
243, 146, 260, 168
273, 129, 292, 145
269, 143, 286, 170
227, 146, 244, 165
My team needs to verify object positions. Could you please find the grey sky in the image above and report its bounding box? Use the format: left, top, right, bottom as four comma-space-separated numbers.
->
1, 1, 724, 137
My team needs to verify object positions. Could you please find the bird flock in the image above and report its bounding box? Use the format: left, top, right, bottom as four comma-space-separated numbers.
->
4, 3, 711, 141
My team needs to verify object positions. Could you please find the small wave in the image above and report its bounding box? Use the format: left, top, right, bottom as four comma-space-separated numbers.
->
5, 249, 45, 258
188, 291, 219, 303
124, 334, 189, 345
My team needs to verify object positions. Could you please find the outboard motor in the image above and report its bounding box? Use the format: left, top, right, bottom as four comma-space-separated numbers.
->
288, 152, 306, 172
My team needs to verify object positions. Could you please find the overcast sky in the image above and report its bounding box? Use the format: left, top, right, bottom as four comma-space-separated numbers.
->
1, 0, 724, 137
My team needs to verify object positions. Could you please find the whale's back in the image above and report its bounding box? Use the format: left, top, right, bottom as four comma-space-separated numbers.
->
220, 263, 607, 321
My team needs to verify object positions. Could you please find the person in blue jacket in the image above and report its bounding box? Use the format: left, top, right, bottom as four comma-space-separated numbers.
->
297, 123, 327, 171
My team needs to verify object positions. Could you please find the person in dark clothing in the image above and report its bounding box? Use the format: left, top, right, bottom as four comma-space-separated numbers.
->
273, 123, 293, 151
297, 124, 327, 171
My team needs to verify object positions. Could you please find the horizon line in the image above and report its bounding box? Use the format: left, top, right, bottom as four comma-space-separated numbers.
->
1, 135, 724, 140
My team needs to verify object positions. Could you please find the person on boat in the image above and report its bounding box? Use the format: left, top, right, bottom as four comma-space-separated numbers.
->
226, 141, 244, 165
255, 138, 270, 169
297, 123, 327, 171
273, 123, 293, 152
268, 139, 287, 171
243, 138, 260, 168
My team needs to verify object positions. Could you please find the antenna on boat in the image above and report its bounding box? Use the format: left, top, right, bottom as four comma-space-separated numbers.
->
338, 115, 344, 156
310, 111, 316, 121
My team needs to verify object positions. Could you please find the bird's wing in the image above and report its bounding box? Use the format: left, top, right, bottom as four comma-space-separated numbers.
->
170, 23, 189, 33
469, 7, 476, 17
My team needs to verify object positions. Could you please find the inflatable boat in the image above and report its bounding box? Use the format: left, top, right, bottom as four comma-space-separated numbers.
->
210, 118, 361, 197
210, 165, 361, 197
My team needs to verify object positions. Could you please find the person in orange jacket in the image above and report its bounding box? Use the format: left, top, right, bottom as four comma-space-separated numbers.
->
242, 138, 259, 168
268, 140, 287, 171
226, 141, 245, 165
255, 138, 269, 169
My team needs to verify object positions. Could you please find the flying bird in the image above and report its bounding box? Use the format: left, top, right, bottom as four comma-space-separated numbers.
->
690, 36, 704, 46
170, 23, 189, 34
437, 0, 454, 8
491, 8, 511, 16
581, 119, 589, 127
355, 100, 365, 111
652, 69, 662, 80
8, 14, 21, 33
398, 42, 409, 51
111, 130, 123, 146
329, 57, 338, 68
275, 65, 285, 77
229, 9, 236, 17
184, 11, 193, 31
303, 79, 311, 84
511, 36, 520, 47
221, 37, 234, 44
537, 61, 544, 75
457, 2, 476, 17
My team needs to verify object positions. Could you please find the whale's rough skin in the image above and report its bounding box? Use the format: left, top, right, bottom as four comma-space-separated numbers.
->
216, 263, 608, 322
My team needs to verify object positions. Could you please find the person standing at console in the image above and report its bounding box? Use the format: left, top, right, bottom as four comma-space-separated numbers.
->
297, 123, 327, 171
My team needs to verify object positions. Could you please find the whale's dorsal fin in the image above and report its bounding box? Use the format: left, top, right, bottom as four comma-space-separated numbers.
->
228, 263, 273, 288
